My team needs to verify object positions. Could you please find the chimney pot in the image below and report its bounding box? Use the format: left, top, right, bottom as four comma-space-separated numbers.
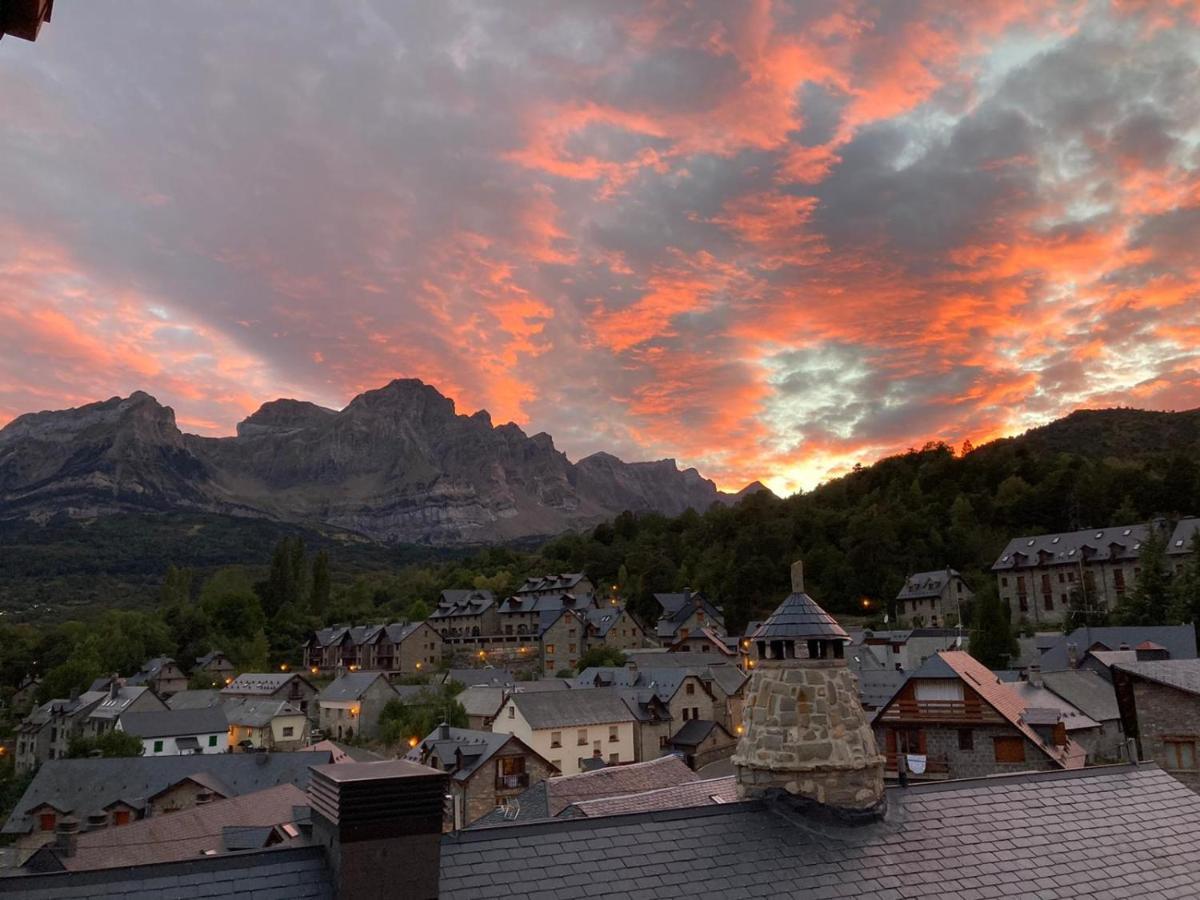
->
55, 816, 80, 858
791, 560, 805, 593
439, 721, 450, 741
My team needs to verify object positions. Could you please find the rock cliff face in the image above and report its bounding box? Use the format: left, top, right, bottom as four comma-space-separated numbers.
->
0, 380, 751, 544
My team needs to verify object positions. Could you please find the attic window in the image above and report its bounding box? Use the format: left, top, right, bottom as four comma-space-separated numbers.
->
1123, 529, 1132, 536
1096, 532, 1104, 539
1134, 543, 1141, 550
710, 795, 727, 804
1051, 537, 1059, 544
1027, 539, 1035, 547
1178, 540, 1186, 548
1068, 549, 1076, 556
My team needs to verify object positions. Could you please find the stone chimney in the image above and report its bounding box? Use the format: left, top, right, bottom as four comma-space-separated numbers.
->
308, 759, 448, 900
732, 561, 885, 815
439, 721, 451, 741
1028, 663, 1042, 687
54, 817, 80, 858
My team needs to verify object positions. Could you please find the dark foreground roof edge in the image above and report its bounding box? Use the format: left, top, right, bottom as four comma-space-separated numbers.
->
897, 761, 1148, 795
0, 844, 325, 893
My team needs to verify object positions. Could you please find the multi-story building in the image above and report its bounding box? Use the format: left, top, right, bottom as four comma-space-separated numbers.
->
221, 673, 317, 719
583, 605, 648, 651
894, 569, 973, 626
125, 657, 188, 698
304, 623, 443, 676
1113, 658, 1200, 793
315, 672, 399, 741
993, 522, 1156, 625
873, 651, 1087, 780
1169, 518, 1200, 572
407, 724, 558, 829
492, 688, 637, 776
540, 608, 587, 675
116, 707, 229, 757
512, 573, 595, 603
653, 589, 725, 644
427, 589, 499, 639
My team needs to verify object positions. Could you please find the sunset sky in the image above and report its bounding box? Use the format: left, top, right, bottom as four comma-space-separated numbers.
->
2, 2, 1199, 495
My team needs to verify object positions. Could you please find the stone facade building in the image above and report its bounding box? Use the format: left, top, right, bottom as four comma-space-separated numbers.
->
315, 672, 399, 741
733, 561, 884, 810
540, 608, 587, 675
1113, 659, 1200, 792
408, 725, 557, 829
873, 651, 1086, 780
584, 606, 648, 652
894, 569, 972, 627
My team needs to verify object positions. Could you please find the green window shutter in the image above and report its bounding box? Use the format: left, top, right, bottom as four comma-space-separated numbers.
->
208, 735, 217, 747
153, 740, 163, 753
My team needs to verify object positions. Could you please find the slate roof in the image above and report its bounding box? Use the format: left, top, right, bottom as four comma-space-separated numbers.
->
168, 689, 223, 710
2, 752, 332, 835
514, 573, 589, 595
222, 699, 304, 728
430, 590, 496, 619
440, 765, 1200, 899
459, 685, 507, 719
668, 719, 732, 749
316, 671, 395, 702
500, 593, 595, 614
1114, 658, 1200, 696
653, 591, 725, 638
118, 706, 228, 738
442, 668, 516, 688
584, 607, 633, 638
222, 673, 314, 696
1009, 682, 1099, 732
195, 651, 231, 669
407, 728, 540, 783
1168, 517, 1200, 554
853, 668, 907, 710
40, 784, 309, 871
574, 666, 717, 705
1040, 669, 1121, 722
503, 688, 635, 730
0, 845, 332, 899
1038, 625, 1198, 671
562, 775, 738, 818
749, 589, 848, 642
896, 568, 961, 600
83, 685, 160, 722
473, 755, 700, 826
992, 522, 1152, 570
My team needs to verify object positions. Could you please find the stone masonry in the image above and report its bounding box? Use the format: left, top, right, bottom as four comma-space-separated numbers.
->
733, 659, 884, 809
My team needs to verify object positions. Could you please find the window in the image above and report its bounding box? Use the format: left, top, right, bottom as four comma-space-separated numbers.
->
692, 707, 700, 720
113, 810, 131, 827
1044, 593, 1053, 611
682, 708, 690, 721
609, 725, 619, 743
1114, 569, 1126, 593
545, 644, 555, 656
551, 759, 561, 771
153, 740, 164, 754
508, 706, 515, 719
551, 731, 562, 748
208, 735, 218, 747
1164, 739, 1198, 772
993, 736, 1025, 763
701, 645, 710, 652
659, 736, 669, 749
39, 812, 55, 832
957, 730, 973, 751
577, 729, 588, 746
282, 726, 294, 738
1001, 577, 1008, 588
609, 753, 619, 765
1019, 594, 1029, 612
568, 643, 576, 654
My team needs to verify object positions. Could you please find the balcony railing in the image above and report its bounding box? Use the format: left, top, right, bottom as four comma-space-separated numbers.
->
883, 752, 951, 777
496, 773, 529, 790
877, 699, 1001, 724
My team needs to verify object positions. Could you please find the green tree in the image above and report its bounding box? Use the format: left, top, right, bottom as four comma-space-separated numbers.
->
310, 550, 331, 616
159, 565, 193, 606
66, 729, 144, 758
200, 568, 270, 670
575, 646, 627, 672
1112, 528, 1172, 626
969, 583, 1017, 669
1169, 530, 1200, 629
377, 687, 468, 748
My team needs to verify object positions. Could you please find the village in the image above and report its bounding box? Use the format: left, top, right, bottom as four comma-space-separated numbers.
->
2, 516, 1199, 894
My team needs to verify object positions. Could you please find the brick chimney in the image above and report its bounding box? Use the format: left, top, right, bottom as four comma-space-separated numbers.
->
733, 561, 885, 815
308, 760, 448, 900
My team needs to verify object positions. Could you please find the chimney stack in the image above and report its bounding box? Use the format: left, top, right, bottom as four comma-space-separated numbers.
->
439, 721, 451, 741
791, 560, 804, 593
308, 759, 448, 900
1028, 663, 1042, 687
54, 817, 80, 858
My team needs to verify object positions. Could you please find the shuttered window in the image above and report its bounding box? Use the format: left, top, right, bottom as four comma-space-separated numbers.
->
993, 736, 1025, 763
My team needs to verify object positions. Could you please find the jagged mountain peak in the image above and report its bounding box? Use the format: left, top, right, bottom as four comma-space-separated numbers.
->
237, 399, 337, 438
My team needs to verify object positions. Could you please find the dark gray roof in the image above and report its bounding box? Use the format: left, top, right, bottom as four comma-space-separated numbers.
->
473, 779, 551, 826
515, 573, 589, 595
167, 689, 223, 710
993, 523, 1151, 570
854, 668, 907, 709
195, 651, 230, 668
1040, 670, 1121, 722
118, 706, 228, 738
440, 765, 1200, 899
1114, 659, 1200, 696
222, 673, 312, 696
442, 668, 517, 688
653, 591, 725, 638
431, 590, 496, 619
222, 699, 304, 728
669, 719, 729, 749
503, 688, 634, 730
896, 568, 961, 600
750, 590, 848, 642
500, 594, 595, 614
407, 728, 527, 782
3, 752, 332, 835
584, 607, 630, 637
1168, 517, 1200, 555
316, 671, 395, 702
1039, 626, 1197, 671
909, 654, 960, 679
0, 845, 331, 899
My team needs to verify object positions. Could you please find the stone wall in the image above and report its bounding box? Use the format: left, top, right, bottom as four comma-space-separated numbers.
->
1133, 680, 1200, 793
460, 752, 558, 827
920, 725, 1057, 779
732, 661, 884, 810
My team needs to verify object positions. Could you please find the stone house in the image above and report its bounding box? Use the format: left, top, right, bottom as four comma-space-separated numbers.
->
221, 672, 317, 719
193, 651, 236, 684
894, 568, 973, 627
667, 719, 737, 770
540, 608, 587, 675
653, 589, 725, 645
1035, 624, 1196, 672
305, 623, 443, 676
315, 671, 398, 741
1169, 518, 1200, 572
14, 682, 165, 773
990, 522, 1183, 626
1040, 668, 1127, 762
584, 606, 648, 651
512, 573, 595, 603
116, 707, 229, 756
1112, 659, 1200, 792
428, 589, 500, 641
126, 657, 188, 698
848, 628, 966, 672
666, 626, 739, 658
407, 724, 557, 829
493, 688, 637, 776
873, 651, 1086, 780
614, 688, 673, 760
224, 699, 308, 751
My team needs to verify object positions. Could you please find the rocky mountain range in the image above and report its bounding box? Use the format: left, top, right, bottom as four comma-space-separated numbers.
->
0, 379, 766, 545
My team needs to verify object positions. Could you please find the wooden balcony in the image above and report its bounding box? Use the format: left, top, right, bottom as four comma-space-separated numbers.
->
883, 752, 951, 779
876, 699, 1002, 725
